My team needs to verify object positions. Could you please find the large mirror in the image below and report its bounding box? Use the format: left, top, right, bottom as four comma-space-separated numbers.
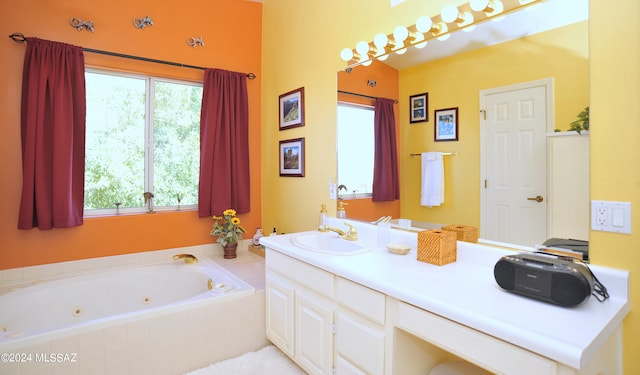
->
337, 0, 589, 250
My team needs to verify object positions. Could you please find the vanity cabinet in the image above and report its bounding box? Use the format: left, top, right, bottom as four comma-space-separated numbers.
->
265, 248, 386, 375
263, 237, 627, 375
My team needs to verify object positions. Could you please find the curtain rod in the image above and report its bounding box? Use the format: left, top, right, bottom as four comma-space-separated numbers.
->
410, 152, 457, 156
338, 90, 397, 103
8, 33, 256, 79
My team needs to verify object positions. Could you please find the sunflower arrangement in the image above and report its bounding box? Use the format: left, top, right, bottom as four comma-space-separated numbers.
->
211, 209, 247, 247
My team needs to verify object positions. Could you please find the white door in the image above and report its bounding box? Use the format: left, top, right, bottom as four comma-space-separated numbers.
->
480, 79, 551, 247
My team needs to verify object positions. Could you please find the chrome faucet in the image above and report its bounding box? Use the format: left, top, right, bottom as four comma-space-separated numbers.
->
324, 223, 358, 241
173, 253, 198, 264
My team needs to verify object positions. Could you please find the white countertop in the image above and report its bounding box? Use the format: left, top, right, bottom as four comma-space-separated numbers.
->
260, 222, 630, 370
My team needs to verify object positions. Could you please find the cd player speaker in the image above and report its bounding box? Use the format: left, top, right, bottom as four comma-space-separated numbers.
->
494, 254, 593, 307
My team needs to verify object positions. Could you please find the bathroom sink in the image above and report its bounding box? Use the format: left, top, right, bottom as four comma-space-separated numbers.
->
290, 232, 371, 255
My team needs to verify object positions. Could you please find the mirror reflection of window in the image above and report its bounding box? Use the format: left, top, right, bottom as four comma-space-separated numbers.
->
337, 103, 374, 198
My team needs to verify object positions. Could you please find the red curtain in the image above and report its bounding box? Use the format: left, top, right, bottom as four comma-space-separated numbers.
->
18, 38, 86, 230
198, 68, 250, 217
372, 98, 400, 201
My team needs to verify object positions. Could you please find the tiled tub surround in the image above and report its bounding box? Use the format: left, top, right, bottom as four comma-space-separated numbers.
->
0, 244, 268, 375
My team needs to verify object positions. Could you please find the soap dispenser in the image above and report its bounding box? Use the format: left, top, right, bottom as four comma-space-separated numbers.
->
252, 227, 264, 246
337, 201, 347, 218
318, 204, 328, 231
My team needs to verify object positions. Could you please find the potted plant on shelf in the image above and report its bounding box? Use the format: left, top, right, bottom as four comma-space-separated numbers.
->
569, 106, 589, 134
211, 209, 247, 259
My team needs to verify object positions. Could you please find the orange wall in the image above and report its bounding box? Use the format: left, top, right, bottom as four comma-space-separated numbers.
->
0, 0, 262, 270
337, 60, 401, 222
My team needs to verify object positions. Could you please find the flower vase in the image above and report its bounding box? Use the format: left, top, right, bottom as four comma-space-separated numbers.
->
223, 243, 238, 259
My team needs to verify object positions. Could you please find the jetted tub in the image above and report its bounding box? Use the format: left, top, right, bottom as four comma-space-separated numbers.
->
0, 256, 252, 348
0, 251, 263, 374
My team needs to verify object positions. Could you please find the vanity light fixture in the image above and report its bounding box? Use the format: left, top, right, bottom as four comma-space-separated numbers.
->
339, 0, 544, 69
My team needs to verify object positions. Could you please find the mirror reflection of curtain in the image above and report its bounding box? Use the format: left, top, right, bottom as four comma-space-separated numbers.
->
198, 68, 250, 217
18, 38, 86, 230
372, 98, 399, 201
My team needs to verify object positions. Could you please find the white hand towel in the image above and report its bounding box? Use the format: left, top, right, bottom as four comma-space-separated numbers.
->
420, 152, 444, 207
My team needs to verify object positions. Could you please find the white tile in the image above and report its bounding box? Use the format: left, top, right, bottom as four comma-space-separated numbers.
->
77, 349, 104, 375
127, 359, 152, 375
104, 344, 128, 369
78, 329, 104, 354
50, 335, 79, 353
22, 265, 45, 280
51, 361, 79, 375
188, 306, 208, 329
1, 267, 24, 283
0, 360, 21, 375
103, 325, 126, 348
126, 319, 149, 342
126, 339, 150, 365
170, 310, 190, 335
147, 314, 171, 339
104, 363, 127, 375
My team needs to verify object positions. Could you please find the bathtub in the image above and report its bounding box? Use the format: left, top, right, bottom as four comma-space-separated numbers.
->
0, 247, 268, 375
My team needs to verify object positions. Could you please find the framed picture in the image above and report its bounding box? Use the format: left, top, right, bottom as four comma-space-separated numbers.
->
409, 92, 428, 123
434, 107, 459, 142
279, 138, 305, 177
279, 87, 305, 130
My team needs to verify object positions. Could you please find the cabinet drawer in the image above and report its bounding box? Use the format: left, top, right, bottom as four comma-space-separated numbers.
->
337, 277, 385, 325
396, 301, 558, 375
266, 249, 334, 300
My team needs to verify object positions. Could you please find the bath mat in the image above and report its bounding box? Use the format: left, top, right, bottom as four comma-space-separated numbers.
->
184, 345, 307, 375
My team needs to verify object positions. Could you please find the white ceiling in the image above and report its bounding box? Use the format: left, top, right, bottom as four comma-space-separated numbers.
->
381, 0, 588, 70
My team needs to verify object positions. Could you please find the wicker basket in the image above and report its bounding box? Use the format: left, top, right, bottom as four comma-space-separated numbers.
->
442, 224, 478, 243
417, 229, 457, 266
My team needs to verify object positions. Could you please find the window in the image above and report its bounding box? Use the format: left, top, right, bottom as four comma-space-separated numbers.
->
337, 103, 375, 198
84, 70, 203, 214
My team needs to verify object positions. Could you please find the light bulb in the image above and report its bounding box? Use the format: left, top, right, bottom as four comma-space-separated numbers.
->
340, 48, 354, 61
374, 33, 388, 50
470, 0, 490, 12
396, 47, 407, 55
377, 54, 389, 61
416, 16, 433, 33
441, 5, 460, 23
393, 25, 409, 43
355, 41, 370, 56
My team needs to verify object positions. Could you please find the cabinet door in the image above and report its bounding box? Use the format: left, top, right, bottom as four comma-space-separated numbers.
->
335, 312, 385, 375
266, 273, 295, 356
296, 290, 334, 375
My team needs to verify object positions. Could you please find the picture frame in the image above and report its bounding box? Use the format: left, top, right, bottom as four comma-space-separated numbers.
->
409, 92, 428, 123
434, 107, 459, 142
279, 87, 305, 130
279, 138, 305, 177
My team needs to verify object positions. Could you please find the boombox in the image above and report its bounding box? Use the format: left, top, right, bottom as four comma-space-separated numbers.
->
494, 252, 594, 307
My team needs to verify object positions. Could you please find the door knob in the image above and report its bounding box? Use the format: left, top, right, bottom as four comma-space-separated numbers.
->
527, 195, 544, 203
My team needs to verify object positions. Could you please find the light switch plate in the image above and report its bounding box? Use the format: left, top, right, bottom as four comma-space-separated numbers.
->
591, 200, 631, 234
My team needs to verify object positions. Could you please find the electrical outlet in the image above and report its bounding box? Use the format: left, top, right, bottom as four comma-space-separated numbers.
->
591, 200, 632, 234
595, 206, 609, 226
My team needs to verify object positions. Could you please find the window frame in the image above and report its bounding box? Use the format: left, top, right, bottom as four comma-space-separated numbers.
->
84, 68, 203, 217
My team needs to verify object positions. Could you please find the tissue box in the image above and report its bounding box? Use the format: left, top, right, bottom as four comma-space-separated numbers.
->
442, 224, 478, 243
417, 229, 457, 266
